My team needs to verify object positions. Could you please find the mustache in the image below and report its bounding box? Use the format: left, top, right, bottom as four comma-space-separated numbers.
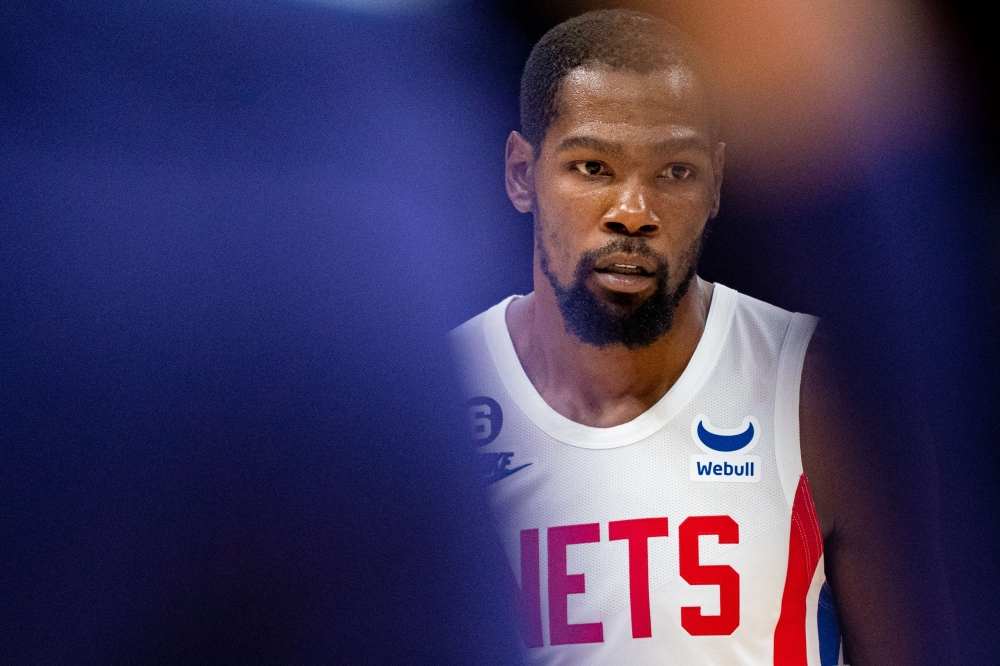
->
576, 238, 670, 272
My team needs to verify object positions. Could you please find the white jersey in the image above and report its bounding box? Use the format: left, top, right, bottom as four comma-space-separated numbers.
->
450, 284, 844, 665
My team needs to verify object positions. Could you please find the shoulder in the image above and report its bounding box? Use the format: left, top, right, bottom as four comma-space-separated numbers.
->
449, 308, 488, 348
448, 310, 490, 379
448, 296, 520, 372
717, 284, 818, 361
448, 297, 516, 347
730, 287, 798, 321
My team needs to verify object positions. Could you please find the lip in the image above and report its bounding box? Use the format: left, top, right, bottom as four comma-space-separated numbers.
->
591, 270, 656, 294
591, 253, 657, 294
592, 253, 657, 276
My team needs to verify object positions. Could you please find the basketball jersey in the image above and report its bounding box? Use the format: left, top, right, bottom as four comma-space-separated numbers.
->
450, 283, 846, 665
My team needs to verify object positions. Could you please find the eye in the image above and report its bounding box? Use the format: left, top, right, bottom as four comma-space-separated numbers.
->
662, 165, 694, 181
573, 161, 608, 176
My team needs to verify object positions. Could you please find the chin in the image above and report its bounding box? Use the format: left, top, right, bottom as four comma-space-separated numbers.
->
593, 285, 654, 312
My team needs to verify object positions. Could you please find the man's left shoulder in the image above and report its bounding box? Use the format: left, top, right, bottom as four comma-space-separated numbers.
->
721, 285, 819, 355
730, 287, 816, 325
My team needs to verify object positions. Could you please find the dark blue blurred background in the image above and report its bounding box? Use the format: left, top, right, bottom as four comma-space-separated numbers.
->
1, 1, 528, 662
2, 0, 997, 663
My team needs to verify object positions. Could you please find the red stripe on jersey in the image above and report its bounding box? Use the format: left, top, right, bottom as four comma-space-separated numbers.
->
773, 474, 824, 665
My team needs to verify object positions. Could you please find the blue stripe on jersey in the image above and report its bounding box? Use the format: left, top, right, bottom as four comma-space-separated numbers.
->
817, 582, 842, 665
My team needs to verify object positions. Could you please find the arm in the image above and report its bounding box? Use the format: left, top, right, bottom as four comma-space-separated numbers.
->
800, 327, 957, 665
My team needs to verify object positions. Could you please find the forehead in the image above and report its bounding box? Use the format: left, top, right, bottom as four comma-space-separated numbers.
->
546, 65, 713, 149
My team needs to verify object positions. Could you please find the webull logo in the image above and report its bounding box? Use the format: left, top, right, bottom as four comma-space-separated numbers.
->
692, 458, 757, 479
689, 415, 761, 483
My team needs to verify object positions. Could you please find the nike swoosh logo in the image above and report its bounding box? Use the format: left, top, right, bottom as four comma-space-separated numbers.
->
487, 462, 531, 485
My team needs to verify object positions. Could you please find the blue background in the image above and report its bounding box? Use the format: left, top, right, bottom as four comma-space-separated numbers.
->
2, 0, 997, 662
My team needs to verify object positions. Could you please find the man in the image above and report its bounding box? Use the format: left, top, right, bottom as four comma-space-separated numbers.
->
451, 9, 954, 666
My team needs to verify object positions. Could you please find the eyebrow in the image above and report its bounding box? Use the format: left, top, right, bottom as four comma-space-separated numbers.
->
555, 136, 626, 157
555, 134, 712, 156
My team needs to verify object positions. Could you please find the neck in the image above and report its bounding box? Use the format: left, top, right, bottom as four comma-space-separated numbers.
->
506, 272, 714, 428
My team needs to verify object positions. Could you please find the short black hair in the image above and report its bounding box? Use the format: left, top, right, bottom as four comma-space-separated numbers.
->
519, 9, 716, 148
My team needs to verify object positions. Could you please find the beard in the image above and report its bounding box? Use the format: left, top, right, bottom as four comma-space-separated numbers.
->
538, 232, 705, 350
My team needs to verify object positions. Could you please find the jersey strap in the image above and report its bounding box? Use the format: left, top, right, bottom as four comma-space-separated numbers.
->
774, 312, 819, 508
773, 473, 825, 665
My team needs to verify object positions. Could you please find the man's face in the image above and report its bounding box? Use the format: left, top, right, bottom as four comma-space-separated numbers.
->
519, 64, 724, 348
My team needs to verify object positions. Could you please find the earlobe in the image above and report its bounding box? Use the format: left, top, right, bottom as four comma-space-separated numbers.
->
505, 131, 536, 214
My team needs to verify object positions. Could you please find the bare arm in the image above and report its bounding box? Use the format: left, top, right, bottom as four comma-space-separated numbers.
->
800, 327, 957, 665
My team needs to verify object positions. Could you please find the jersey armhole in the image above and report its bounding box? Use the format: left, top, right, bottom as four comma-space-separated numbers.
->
774, 312, 820, 509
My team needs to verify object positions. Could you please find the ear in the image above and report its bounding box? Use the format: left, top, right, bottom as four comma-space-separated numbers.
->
709, 141, 725, 219
505, 131, 536, 214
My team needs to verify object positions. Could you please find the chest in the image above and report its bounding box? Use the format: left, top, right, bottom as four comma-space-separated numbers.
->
474, 398, 796, 659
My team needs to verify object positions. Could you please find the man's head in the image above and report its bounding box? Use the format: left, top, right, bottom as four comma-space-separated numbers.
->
505, 10, 724, 349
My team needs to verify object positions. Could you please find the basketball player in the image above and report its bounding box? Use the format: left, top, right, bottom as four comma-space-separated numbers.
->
451, 9, 955, 666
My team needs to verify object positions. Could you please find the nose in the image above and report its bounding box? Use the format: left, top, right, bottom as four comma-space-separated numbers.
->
600, 179, 661, 236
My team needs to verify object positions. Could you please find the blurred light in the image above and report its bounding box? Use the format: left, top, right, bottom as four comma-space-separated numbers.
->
568, 0, 956, 200
297, 0, 450, 15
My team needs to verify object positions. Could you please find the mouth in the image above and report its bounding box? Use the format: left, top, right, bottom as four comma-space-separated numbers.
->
592, 253, 657, 276
594, 263, 654, 276
590, 254, 658, 294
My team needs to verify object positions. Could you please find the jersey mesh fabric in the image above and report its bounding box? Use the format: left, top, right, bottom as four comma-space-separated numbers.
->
450, 284, 821, 665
